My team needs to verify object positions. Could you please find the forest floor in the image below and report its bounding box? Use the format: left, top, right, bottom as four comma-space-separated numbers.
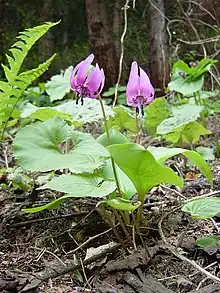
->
1, 118, 220, 293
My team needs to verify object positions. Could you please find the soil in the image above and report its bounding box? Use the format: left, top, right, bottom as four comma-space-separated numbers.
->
1, 118, 220, 293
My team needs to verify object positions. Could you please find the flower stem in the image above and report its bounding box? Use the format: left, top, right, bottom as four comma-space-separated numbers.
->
135, 111, 140, 144
98, 96, 122, 196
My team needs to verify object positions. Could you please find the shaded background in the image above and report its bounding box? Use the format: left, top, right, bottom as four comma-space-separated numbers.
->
0, 0, 219, 92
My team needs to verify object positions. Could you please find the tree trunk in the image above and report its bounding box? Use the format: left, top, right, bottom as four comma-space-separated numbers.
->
148, 0, 170, 95
85, 0, 119, 88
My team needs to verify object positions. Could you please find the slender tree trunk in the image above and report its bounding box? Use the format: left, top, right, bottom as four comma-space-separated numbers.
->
148, 0, 170, 94
85, 0, 119, 88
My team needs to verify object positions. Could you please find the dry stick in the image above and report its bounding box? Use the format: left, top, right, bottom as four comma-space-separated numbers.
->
80, 257, 92, 290
23, 243, 121, 291
9, 212, 89, 228
67, 227, 114, 255
158, 208, 220, 283
113, 0, 130, 107
177, 0, 207, 58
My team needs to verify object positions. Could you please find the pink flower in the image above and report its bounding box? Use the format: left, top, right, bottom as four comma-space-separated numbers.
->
126, 61, 154, 114
70, 54, 105, 104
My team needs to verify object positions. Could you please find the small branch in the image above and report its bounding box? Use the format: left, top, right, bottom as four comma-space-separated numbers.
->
177, 0, 207, 57
21, 243, 121, 292
9, 212, 88, 228
67, 227, 114, 255
113, 0, 130, 107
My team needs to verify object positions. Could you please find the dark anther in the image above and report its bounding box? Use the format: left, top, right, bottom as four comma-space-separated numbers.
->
81, 97, 84, 105
141, 105, 144, 117
76, 97, 80, 105
136, 107, 139, 114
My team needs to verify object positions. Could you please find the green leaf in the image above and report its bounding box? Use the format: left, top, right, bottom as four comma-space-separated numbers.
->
106, 107, 136, 133
23, 174, 116, 213
195, 147, 215, 161
147, 146, 213, 186
101, 159, 136, 199
157, 104, 203, 135
182, 197, 220, 219
21, 103, 71, 121
103, 198, 140, 212
168, 75, 204, 95
196, 236, 220, 249
46, 66, 73, 101
39, 174, 116, 196
14, 117, 109, 173
22, 99, 114, 124
145, 97, 170, 136
97, 128, 130, 147
181, 121, 211, 145
107, 143, 183, 200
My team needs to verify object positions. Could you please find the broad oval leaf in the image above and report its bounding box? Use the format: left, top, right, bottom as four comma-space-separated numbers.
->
107, 143, 183, 200
14, 117, 109, 173
182, 197, 220, 219
23, 174, 116, 213
97, 128, 130, 147
147, 146, 213, 186
196, 236, 220, 249
101, 159, 136, 199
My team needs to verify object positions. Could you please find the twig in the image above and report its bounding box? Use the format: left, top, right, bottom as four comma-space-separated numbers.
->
22, 242, 121, 291
113, 0, 130, 107
189, 261, 218, 278
80, 257, 92, 289
9, 211, 89, 228
67, 227, 114, 255
177, 0, 207, 57
30, 246, 66, 267
158, 209, 220, 283
184, 190, 220, 203
161, 184, 187, 200
2, 145, 9, 168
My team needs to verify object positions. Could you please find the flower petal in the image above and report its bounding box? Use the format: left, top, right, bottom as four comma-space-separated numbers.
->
139, 67, 155, 102
87, 64, 102, 92
76, 54, 94, 85
126, 62, 139, 99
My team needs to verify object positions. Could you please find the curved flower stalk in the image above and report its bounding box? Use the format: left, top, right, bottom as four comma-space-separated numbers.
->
70, 54, 105, 104
126, 61, 154, 115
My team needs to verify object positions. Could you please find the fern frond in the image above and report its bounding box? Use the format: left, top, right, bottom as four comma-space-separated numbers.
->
2, 21, 60, 84
0, 21, 59, 139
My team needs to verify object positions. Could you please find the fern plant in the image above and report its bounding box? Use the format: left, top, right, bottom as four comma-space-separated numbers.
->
0, 21, 59, 140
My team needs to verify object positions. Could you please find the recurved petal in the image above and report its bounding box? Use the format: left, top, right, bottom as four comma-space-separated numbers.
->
139, 67, 154, 101
126, 61, 139, 98
87, 64, 102, 92
76, 54, 94, 85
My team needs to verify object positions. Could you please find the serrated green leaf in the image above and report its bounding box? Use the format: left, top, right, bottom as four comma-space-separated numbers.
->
107, 143, 183, 200
182, 197, 220, 219
147, 146, 213, 186
14, 117, 109, 173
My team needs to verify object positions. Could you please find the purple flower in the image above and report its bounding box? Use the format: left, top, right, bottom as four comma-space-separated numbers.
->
126, 61, 154, 114
70, 54, 105, 104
